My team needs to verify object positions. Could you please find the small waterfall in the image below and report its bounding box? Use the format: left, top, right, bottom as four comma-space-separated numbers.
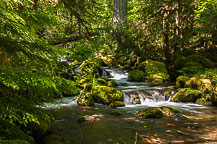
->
101, 67, 128, 80
123, 89, 167, 105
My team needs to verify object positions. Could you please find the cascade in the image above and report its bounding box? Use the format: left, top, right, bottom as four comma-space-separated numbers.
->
101, 67, 170, 106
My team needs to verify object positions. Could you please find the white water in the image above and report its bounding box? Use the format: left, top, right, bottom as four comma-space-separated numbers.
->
43, 67, 212, 113
102, 67, 210, 113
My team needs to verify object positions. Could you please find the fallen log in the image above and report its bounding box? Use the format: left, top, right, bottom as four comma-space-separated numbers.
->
49, 31, 99, 45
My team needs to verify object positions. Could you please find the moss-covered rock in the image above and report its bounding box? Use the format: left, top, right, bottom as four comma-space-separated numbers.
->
109, 101, 125, 108
137, 59, 169, 84
0, 119, 34, 144
211, 84, 217, 106
107, 79, 117, 87
176, 76, 189, 88
79, 58, 103, 75
171, 88, 202, 103
185, 77, 212, 99
138, 59, 168, 74
77, 92, 95, 106
147, 73, 169, 85
97, 77, 108, 86
138, 106, 180, 119
128, 70, 145, 82
159, 106, 180, 117
195, 98, 211, 106
138, 107, 164, 118
92, 86, 123, 105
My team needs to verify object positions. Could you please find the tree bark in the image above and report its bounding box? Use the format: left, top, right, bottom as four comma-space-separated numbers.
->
113, 0, 127, 24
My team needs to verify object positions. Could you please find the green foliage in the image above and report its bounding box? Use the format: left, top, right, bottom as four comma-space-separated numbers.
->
175, 55, 214, 76
52, 76, 81, 97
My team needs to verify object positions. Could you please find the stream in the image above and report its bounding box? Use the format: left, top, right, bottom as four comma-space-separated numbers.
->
42, 68, 217, 144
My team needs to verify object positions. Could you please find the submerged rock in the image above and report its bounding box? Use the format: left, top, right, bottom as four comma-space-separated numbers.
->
109, 111, 121, 116
138, 107, 164, 118
42, 133, 65, 144
138, 106, 180, 119
109, 101, 125, 108
171, 88, 202, 103
77, 116, 86, 123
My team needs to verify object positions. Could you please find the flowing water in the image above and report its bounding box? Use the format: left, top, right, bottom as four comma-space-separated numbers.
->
42, 68, 217, 144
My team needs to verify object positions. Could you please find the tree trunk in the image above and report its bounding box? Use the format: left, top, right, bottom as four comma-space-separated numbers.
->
113, 0, 127, 24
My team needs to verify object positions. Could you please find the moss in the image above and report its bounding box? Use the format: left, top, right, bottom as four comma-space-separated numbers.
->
185, 77, 212, 99
159, 106, 180, 117
176, 76, 189, 88
147, 73, 169, 85
195, 98, 210, 106
77, 92, 95, 106
0, 119, 34, 144
109, 101, 125, 108
92, 86, 123, 105
138, 107, 164, 118
138, 59, 168, 75
79, 58, 103, 75
171, 88, 202, 103
97, 77, 108, 86
211, 84, 217, 106
137, 59, 169, 84
107, 79, 117, 87
128, 70, 145, 82
138, 106, 180, 119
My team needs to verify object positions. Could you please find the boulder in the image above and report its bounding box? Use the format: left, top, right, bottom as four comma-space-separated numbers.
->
185, 77, 212, 99
195, 98, 211, 106
171, 88, 202, 103
77, 92, 95, 106
92, 86, 123, 105
138, 106, 180, 118
128, 70, 145, 82
176, 76, 189, 88
138, 107, 164, 118
211, 84, 217, 106
137, 59, 169, 84
79, 58, 103, 75
109, 101, 125, 108
109, 111, 121, 116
